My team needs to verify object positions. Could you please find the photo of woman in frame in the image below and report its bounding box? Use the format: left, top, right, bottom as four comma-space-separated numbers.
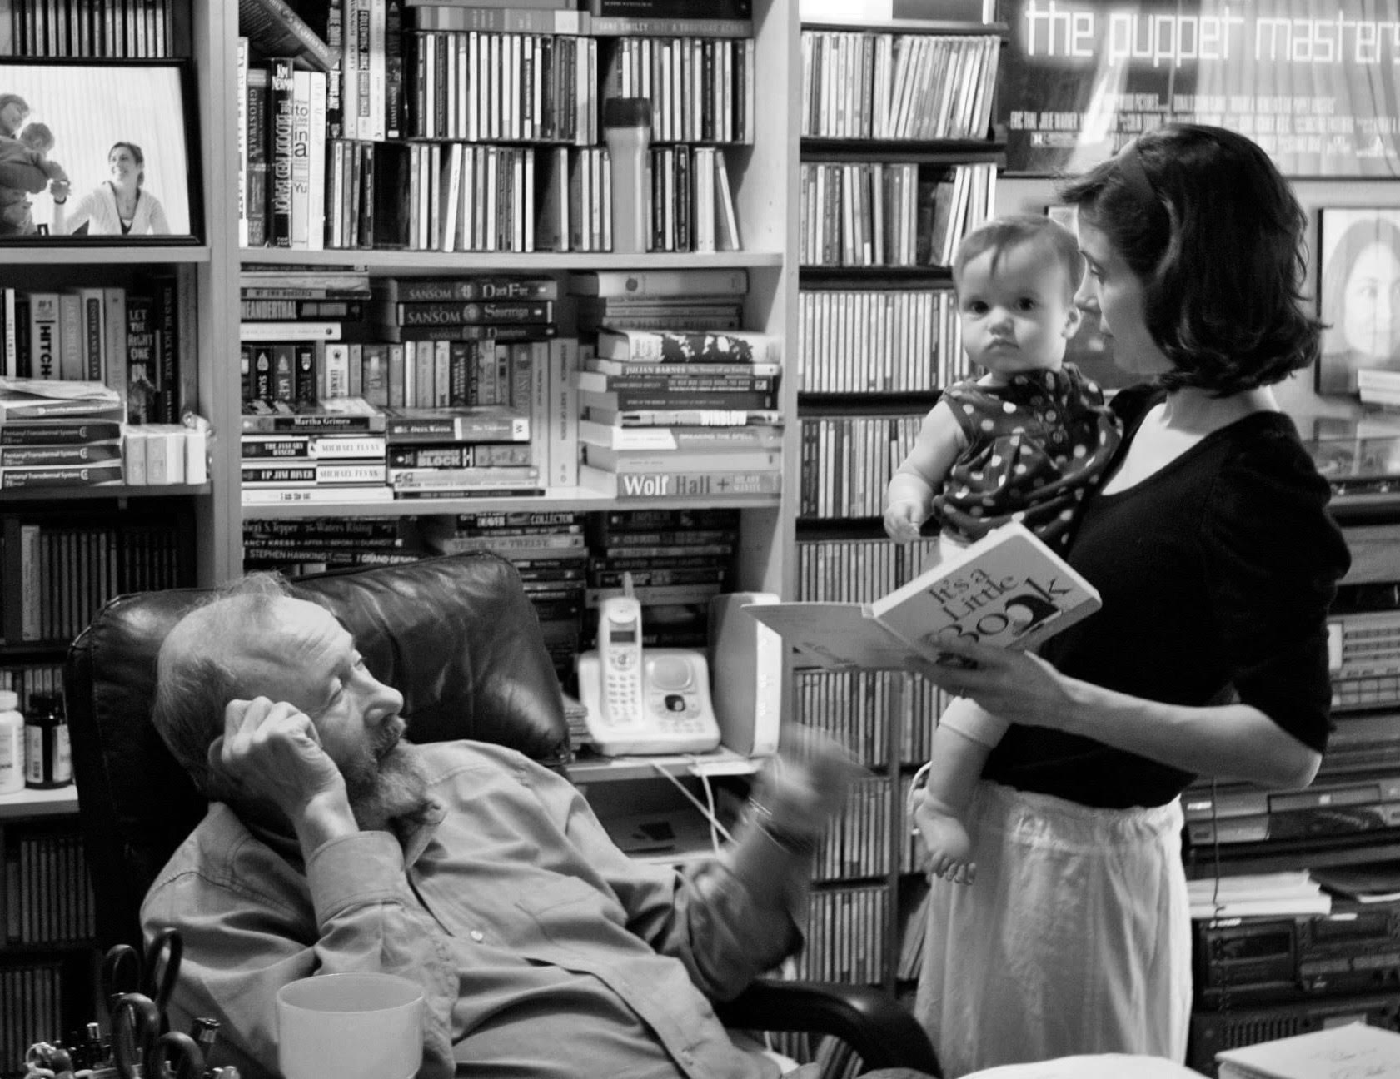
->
1317, 208, 1400, 396
0, 61, 196, 243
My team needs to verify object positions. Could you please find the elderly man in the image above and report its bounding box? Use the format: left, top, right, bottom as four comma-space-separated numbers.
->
142, 573, 913, 1079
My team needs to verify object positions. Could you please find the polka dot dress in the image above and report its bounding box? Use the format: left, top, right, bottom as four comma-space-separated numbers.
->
933, 365, 1123, 551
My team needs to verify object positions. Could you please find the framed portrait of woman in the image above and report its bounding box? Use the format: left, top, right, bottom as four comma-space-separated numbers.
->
1316, 208, 1400, 397
0, 59, 201, 245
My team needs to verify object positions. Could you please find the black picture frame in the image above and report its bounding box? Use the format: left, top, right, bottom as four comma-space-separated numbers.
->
1315, 207, 1400, 398
0, 58, 202, 244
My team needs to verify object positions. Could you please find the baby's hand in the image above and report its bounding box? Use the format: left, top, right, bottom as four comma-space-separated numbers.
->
883, 499, 928, 542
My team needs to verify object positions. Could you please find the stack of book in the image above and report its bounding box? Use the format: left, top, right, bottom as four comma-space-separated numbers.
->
577, 328, 784, 501
419, 510, 587, 685
384, 404, 539, 499
242, 517, 420, 575
240, 396, 393, 505
241, 269, 374, 406
1, 278, 183, 428
583, 509, 740, 651
368, 276, 558, 346
569, 268, 747, 333
0, 380, 125, 490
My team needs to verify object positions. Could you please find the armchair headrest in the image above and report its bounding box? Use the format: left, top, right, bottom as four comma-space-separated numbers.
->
66, 551, 568, 947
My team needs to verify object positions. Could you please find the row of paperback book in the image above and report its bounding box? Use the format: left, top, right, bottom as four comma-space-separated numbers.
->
788, 882, 889, 985
239, 271, 570, 503
793, 667, 941, 769
798, 288, 967, 395
2, 827, 96, 946
798, 160, 997, 268
0, 277, 186, 426
0, 509, 192, 643
811, 775, 901, 883
242, 82, 742, 254
237, 0, 755, 142
236, 265, 798, 504
0, 962, 62, 1076
796, 535, 940, 604
798, 414, 926, 519
799, 30, 1000, 141
238, 16, 754, 251
0, 0, 174, 57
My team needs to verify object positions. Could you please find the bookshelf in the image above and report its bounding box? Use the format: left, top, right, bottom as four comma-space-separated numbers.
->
0, 0, 1001, 1064
0, 4, 236, 1065
779, 13, 1007, 1015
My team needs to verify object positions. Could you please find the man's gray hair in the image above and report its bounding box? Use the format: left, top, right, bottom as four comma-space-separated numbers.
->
151, 572, 294, 799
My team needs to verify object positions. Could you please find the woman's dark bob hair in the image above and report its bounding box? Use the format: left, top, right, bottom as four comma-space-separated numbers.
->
1057, 123, 1323, 396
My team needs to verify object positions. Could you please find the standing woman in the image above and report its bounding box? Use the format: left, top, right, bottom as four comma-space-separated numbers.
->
906, 124, 1351, 1076
52, 141, 170, 236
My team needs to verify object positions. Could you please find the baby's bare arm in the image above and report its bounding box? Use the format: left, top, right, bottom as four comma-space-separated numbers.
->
884, 400, 965, 539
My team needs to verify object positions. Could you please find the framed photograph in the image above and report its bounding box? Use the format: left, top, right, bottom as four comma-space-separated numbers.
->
0, 59, 201, 244
1316, 208, 1400, 397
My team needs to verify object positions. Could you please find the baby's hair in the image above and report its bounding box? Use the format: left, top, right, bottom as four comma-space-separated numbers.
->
952, 214, 1084, 303
0, 93, 29, 116
18, 121, 53, 152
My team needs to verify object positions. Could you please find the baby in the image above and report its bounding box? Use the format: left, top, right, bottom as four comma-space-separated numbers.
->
885, 213, 1122, 884
0, 121, 68, 235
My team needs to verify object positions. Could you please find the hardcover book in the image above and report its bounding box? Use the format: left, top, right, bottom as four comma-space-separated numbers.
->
742, 522, 1102, 671
0, 379, 124, 423
238, 0, 337, 72
568, 268, 750, 298
597, 329, 781, 365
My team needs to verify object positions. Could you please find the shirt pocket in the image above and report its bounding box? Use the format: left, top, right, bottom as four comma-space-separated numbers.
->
512, 875, 629, 952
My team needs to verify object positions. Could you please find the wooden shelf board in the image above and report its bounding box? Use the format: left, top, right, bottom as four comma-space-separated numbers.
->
570, 746, 760, 784
0, 245, 211, 264
0, 785, 78, 820
801, 137, 1004, 163
802, 19, 1009, 35
242, 488, 780, 519
240, 249, 784, 272
799, 265, 953, 285
0, 483, 211, 503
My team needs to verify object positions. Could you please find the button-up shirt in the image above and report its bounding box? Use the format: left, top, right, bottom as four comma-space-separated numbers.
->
142, 740, 807, 1079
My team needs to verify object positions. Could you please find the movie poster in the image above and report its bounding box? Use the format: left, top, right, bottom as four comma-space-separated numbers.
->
998, 0, 1400, 177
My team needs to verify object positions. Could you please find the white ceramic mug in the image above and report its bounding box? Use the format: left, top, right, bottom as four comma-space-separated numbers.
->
276, 971, 424, 1079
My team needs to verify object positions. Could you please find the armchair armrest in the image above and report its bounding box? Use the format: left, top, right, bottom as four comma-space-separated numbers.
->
716, 977, 941, 1076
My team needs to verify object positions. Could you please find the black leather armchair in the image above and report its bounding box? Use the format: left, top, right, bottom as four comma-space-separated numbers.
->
65, 551, 940, 1077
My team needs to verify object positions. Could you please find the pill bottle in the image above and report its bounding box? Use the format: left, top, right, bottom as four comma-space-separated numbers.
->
0, 689, 23, 795
24, 693, 71, 789
603, 96, 653, 254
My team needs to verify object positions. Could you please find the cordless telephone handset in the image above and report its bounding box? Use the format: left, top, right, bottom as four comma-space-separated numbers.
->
597, 578, 645, 728
577, 573, 721, 756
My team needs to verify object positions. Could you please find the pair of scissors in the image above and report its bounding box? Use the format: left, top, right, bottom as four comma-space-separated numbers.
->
101, 927, 183, 1031
111, 994, 205, 1079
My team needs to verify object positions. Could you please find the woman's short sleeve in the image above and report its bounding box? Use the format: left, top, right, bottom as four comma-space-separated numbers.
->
1203, 430, 1350, 751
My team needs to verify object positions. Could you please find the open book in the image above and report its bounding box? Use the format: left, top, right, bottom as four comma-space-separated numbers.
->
1216, 1022, 1400, 1079
743, 521, 1101, 671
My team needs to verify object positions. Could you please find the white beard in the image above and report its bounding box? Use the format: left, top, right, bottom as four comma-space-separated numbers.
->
346, 740, 431, 833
